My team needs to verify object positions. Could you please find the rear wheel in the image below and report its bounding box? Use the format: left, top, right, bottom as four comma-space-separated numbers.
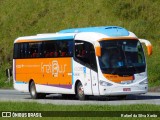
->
29, 81, 46, 99
76, 82, 86, 100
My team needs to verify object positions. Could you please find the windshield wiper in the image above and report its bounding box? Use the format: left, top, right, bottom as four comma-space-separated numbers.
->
127, 64, 139, 74
110, 66, 124, 75
111, 67, 118, 75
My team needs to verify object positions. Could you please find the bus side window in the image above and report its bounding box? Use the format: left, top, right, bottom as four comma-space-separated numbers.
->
68, 41, 73, 56
28, 42, 43, 58
32, 50, 38, 58
13, 43, 20, 59
61, 41, 67, 57
14, 43, 30, 59
20, 44, 24, 58
75, 41, 97, 72
45, 51, 50, 58
13, 40, 73, 59
57, 40, 73, 57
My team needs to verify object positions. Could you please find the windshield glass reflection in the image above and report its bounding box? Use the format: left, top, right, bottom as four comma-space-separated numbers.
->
98, 40, 146, 76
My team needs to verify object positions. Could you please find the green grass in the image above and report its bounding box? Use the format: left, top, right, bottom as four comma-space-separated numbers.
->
0, 0, 160, 88
1, 101, 160, 111
0, 102, 160, 119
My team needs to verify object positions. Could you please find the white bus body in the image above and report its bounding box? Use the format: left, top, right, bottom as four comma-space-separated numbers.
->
13, 26, 152, 100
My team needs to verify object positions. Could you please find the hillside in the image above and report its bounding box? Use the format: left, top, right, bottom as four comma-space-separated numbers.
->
0, 0, 160, 88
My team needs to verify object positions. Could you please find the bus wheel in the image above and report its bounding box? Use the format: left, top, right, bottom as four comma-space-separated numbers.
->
29, 81, 46, 99
76, 82, 85, 100
30, 81, 38, 99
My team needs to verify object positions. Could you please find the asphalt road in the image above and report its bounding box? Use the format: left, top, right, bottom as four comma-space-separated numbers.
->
0, 89, 160, 105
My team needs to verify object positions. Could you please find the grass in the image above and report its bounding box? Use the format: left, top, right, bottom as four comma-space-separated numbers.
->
0, 101, 160, 119
1, 101, 160, 111
0, 0, 160, 88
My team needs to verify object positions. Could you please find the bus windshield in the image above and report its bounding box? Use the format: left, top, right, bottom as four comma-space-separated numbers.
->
98, 40, 146, 76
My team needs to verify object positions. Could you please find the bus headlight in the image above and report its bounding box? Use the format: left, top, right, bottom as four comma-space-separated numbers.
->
139, 80, 148, 85
100, 80, 113, 86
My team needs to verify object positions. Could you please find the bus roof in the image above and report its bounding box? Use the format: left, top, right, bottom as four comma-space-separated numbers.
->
14, 33, 76, 43
59, 26, 129, 37
14, 26, 138, 43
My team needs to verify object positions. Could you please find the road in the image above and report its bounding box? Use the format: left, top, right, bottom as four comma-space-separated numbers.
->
0, 89, 160, 105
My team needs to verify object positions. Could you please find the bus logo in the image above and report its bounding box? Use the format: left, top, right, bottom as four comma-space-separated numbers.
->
41, 60, 67, 77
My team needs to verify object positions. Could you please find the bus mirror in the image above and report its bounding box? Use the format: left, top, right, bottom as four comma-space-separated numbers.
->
147, 45, 152, 56
139, 39, 152, 56
95, 46, 101, 57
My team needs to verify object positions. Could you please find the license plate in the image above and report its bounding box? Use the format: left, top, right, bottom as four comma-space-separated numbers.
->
123, 88, 131, 91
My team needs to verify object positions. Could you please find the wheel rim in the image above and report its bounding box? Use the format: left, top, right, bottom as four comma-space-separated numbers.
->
31, 84, 36, 97
78, 85, 84, 97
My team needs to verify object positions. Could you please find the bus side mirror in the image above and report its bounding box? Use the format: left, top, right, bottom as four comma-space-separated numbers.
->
139, 39, 152, 56
95, 46, 101, 57
146, 45, 152, 56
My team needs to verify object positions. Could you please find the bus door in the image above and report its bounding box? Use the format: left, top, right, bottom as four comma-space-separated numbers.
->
82, 66, 99, 95
90, 69, 99, 95
82, 66, 92, 95
90, 51, 99, 95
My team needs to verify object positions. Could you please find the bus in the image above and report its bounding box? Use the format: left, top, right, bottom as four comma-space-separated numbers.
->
13, 26, 152, 100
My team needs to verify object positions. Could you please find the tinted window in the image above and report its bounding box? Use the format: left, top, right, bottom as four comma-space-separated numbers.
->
74, 40, 97, 71
13, 40, 73, 59
98, 40, 146, 75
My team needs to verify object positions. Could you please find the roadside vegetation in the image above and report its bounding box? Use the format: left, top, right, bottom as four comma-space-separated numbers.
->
0, 0, 160, 88
0, 101, 160, 119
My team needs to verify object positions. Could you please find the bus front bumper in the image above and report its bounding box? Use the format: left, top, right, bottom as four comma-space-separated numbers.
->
99, 84, 148, 96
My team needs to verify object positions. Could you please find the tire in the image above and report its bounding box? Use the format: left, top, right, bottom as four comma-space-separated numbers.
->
29, 81, 46, 99
76, 82, 86, 100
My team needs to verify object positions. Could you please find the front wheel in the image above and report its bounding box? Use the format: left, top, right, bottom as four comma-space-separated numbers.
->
76, 82, 86, 100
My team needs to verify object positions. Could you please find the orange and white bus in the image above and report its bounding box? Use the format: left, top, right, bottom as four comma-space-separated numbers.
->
13, 26, 152, 100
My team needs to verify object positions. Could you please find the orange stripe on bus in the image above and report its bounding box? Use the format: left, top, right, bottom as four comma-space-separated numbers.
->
99, 37, 138, 41
15, 39, 43, 43
103, 74, 134, 83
